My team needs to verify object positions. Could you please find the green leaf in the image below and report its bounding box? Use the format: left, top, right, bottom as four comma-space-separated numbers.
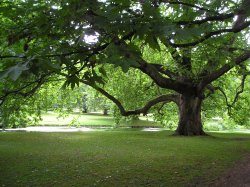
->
145, 35, 161, 51
119, 62, 130, 73
127, 43, 142, 56
60, 81, 68, 90
47, 62, 61, 70
71, 82, 76, 90
98, 66, 107, 78
242, 0, 250, 16
92, 69, 105, 84
142, 2, 158, 18
60, 75, 80, 90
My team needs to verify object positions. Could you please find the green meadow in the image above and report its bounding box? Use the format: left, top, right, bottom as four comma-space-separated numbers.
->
1, 130, 250, 187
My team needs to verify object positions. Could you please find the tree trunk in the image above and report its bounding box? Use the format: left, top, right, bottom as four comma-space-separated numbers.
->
174, 95, 207, 136
103, 108, 108, 115
82, 94, 88, 113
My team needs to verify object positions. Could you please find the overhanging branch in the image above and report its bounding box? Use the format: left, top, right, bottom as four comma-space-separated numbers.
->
80, 80, 178, 116
0, 74, 48, 106
161, 0, 214, 13
147, 63, 178, 79
199, 50, 250, 90
176, 13, 235, 26
169, 20, 250, 48
206, 72, 249, 115
136, 58, 194, 94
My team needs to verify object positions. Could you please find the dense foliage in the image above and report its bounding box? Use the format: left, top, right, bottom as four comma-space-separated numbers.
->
1, 0, 250, 135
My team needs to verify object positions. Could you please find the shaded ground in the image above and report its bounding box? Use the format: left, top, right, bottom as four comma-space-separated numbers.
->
208, 153, 250, 187
0, 131, 250, 186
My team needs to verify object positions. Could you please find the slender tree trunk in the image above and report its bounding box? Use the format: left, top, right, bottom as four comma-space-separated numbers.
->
82, 94, 88, 113
1, 124, 5, 131
174, 95, 207, 136
103, 108, 108, 115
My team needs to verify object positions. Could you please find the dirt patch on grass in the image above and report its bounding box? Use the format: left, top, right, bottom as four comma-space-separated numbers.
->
208, 153, 250, 187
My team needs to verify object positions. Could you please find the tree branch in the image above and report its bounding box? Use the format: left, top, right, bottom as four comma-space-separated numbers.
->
80, 80, 178, 116
0, 74, 48, 106
161, 0, 214, 13
73, 31, 136, 75
169, 21, 250, 48
230, 74, 247, 106
206, 72, 249, 115
148, 63, 178, 78
136, 58, 194, 95
0, 55, 26, 59
176, 13, 235, 26
206, 84, 235, 115
199, 50, 250, 90
106, 40, 190, 94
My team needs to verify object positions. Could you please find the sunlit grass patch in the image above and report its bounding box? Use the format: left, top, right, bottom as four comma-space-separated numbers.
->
39, 112, 160, 127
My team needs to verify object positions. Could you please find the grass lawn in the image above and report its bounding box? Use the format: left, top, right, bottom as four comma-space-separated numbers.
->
1, 130, 250, 186
39, 111, 161, 127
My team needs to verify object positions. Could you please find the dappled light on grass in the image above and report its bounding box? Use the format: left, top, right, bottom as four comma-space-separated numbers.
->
38, 112, 160, 128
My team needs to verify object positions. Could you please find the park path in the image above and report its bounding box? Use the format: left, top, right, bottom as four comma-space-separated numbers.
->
208, 153, 250, 187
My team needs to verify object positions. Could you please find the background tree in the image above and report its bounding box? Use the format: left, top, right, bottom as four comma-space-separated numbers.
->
1, 0, 250, 135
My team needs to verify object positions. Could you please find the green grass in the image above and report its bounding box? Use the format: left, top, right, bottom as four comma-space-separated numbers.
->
1, 130, 250, 186
39, 112, 160, 127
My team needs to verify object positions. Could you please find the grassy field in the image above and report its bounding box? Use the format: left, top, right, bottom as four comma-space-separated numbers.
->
39, 112, 160, 127
1, 130, 250, 186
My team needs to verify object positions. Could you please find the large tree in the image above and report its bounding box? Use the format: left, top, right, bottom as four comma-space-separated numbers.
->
1, 0, 250, 135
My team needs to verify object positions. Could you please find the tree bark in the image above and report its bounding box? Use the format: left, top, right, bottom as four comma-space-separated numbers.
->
174, 95, 207, 136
